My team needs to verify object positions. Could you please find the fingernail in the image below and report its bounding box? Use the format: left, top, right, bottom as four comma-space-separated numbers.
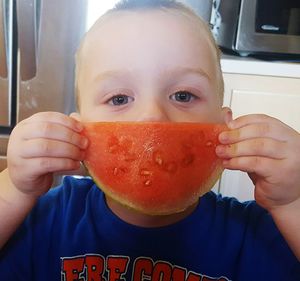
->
80, 137, 89, 149
219, 132, 229, 143
75, 122, 84, 132
228, 121, 235, 129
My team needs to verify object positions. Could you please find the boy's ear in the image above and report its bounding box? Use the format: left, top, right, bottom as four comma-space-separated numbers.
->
221, 107, 233, 126
69, 112, 82, 122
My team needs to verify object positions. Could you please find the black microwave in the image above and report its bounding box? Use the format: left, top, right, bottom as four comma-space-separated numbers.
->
214, 0, 300, 57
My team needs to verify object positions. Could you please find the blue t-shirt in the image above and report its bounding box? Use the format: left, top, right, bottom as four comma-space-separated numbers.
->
0, 176, 299, 281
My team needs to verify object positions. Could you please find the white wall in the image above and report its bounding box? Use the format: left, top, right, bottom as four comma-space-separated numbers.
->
87, 0, 120, 30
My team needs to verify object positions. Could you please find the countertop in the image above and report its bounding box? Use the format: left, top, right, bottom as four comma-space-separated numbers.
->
221, 55, 300, 78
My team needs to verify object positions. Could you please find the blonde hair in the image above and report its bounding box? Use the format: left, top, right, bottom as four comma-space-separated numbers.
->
75, 0, 224, 109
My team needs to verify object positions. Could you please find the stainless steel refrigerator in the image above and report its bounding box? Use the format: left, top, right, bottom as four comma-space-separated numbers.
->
0, 0, 87, 171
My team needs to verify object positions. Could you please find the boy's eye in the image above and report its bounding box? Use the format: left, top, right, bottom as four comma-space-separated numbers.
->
170, 91, 196, 103
108, 95, 134, 106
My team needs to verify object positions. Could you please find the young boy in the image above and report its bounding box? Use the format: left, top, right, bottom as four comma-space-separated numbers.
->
0, 0, 299, 280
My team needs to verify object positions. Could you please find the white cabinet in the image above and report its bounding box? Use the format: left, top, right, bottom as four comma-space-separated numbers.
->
218, 72, 300, 201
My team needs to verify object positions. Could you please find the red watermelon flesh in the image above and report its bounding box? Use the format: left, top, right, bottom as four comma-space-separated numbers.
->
82, 122, 227, 215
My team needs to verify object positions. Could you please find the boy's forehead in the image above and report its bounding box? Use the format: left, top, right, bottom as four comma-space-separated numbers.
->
75, 9, 224, 106
75, 8, 221, 97
80, 9, 216, 62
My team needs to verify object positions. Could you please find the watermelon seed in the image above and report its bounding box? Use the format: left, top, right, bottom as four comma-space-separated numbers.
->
153, 151, 164, 166
113, 167, 128, 176
144, 180, 152, 187
113, 167, 118, 176
108, 144, 119, 153
119, 167, 128, 173
181, 154, 195, 167
164, 162, 177, 173
205, 141, 213, 147
140, 169, 152, 176
124, 153, 137, 162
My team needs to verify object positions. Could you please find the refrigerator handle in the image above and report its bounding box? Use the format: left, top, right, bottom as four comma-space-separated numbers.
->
0, 0, 8, 78
16, 0, 37, 81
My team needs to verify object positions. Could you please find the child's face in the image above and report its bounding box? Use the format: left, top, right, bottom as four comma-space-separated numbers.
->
76, 10, 228, 124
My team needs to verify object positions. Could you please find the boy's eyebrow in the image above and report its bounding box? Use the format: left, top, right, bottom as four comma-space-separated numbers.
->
93, 70, 130, 82
93, 67, 211, 82
166, 66, 212, 81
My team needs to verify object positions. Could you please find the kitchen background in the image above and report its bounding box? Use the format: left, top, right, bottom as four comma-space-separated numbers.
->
0, 0, 299, 201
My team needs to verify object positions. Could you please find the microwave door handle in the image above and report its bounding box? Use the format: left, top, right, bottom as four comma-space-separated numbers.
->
16, 0, 37, 81
0, 0, 8, 79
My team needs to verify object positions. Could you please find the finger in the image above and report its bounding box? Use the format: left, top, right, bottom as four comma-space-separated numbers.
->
222, 156, 282, 176
28, 158, 82, 174
219, 122, 293, 144
20, 121, 88, 149
21, 139, 85, 160
228, 114, 293, 131
55, 162, 88, 176
216, 138, 287, 159
23, 112, 83, 133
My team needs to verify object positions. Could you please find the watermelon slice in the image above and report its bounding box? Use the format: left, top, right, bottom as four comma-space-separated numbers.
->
82, 122, 227, 215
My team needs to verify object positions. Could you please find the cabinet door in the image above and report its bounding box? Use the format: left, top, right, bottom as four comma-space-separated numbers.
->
220, 74, 300, 201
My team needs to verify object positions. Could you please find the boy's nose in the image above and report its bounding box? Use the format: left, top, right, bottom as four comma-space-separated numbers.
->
136, 102, 170, 122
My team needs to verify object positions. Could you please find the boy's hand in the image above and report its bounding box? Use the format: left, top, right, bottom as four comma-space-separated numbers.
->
216, 114, 300, 212
7, 112, 88, 199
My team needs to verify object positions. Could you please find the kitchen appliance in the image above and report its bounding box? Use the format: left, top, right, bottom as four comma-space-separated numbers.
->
0, 0, 86, 171
215, 0, 300, 57
178, 0, 213, 22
